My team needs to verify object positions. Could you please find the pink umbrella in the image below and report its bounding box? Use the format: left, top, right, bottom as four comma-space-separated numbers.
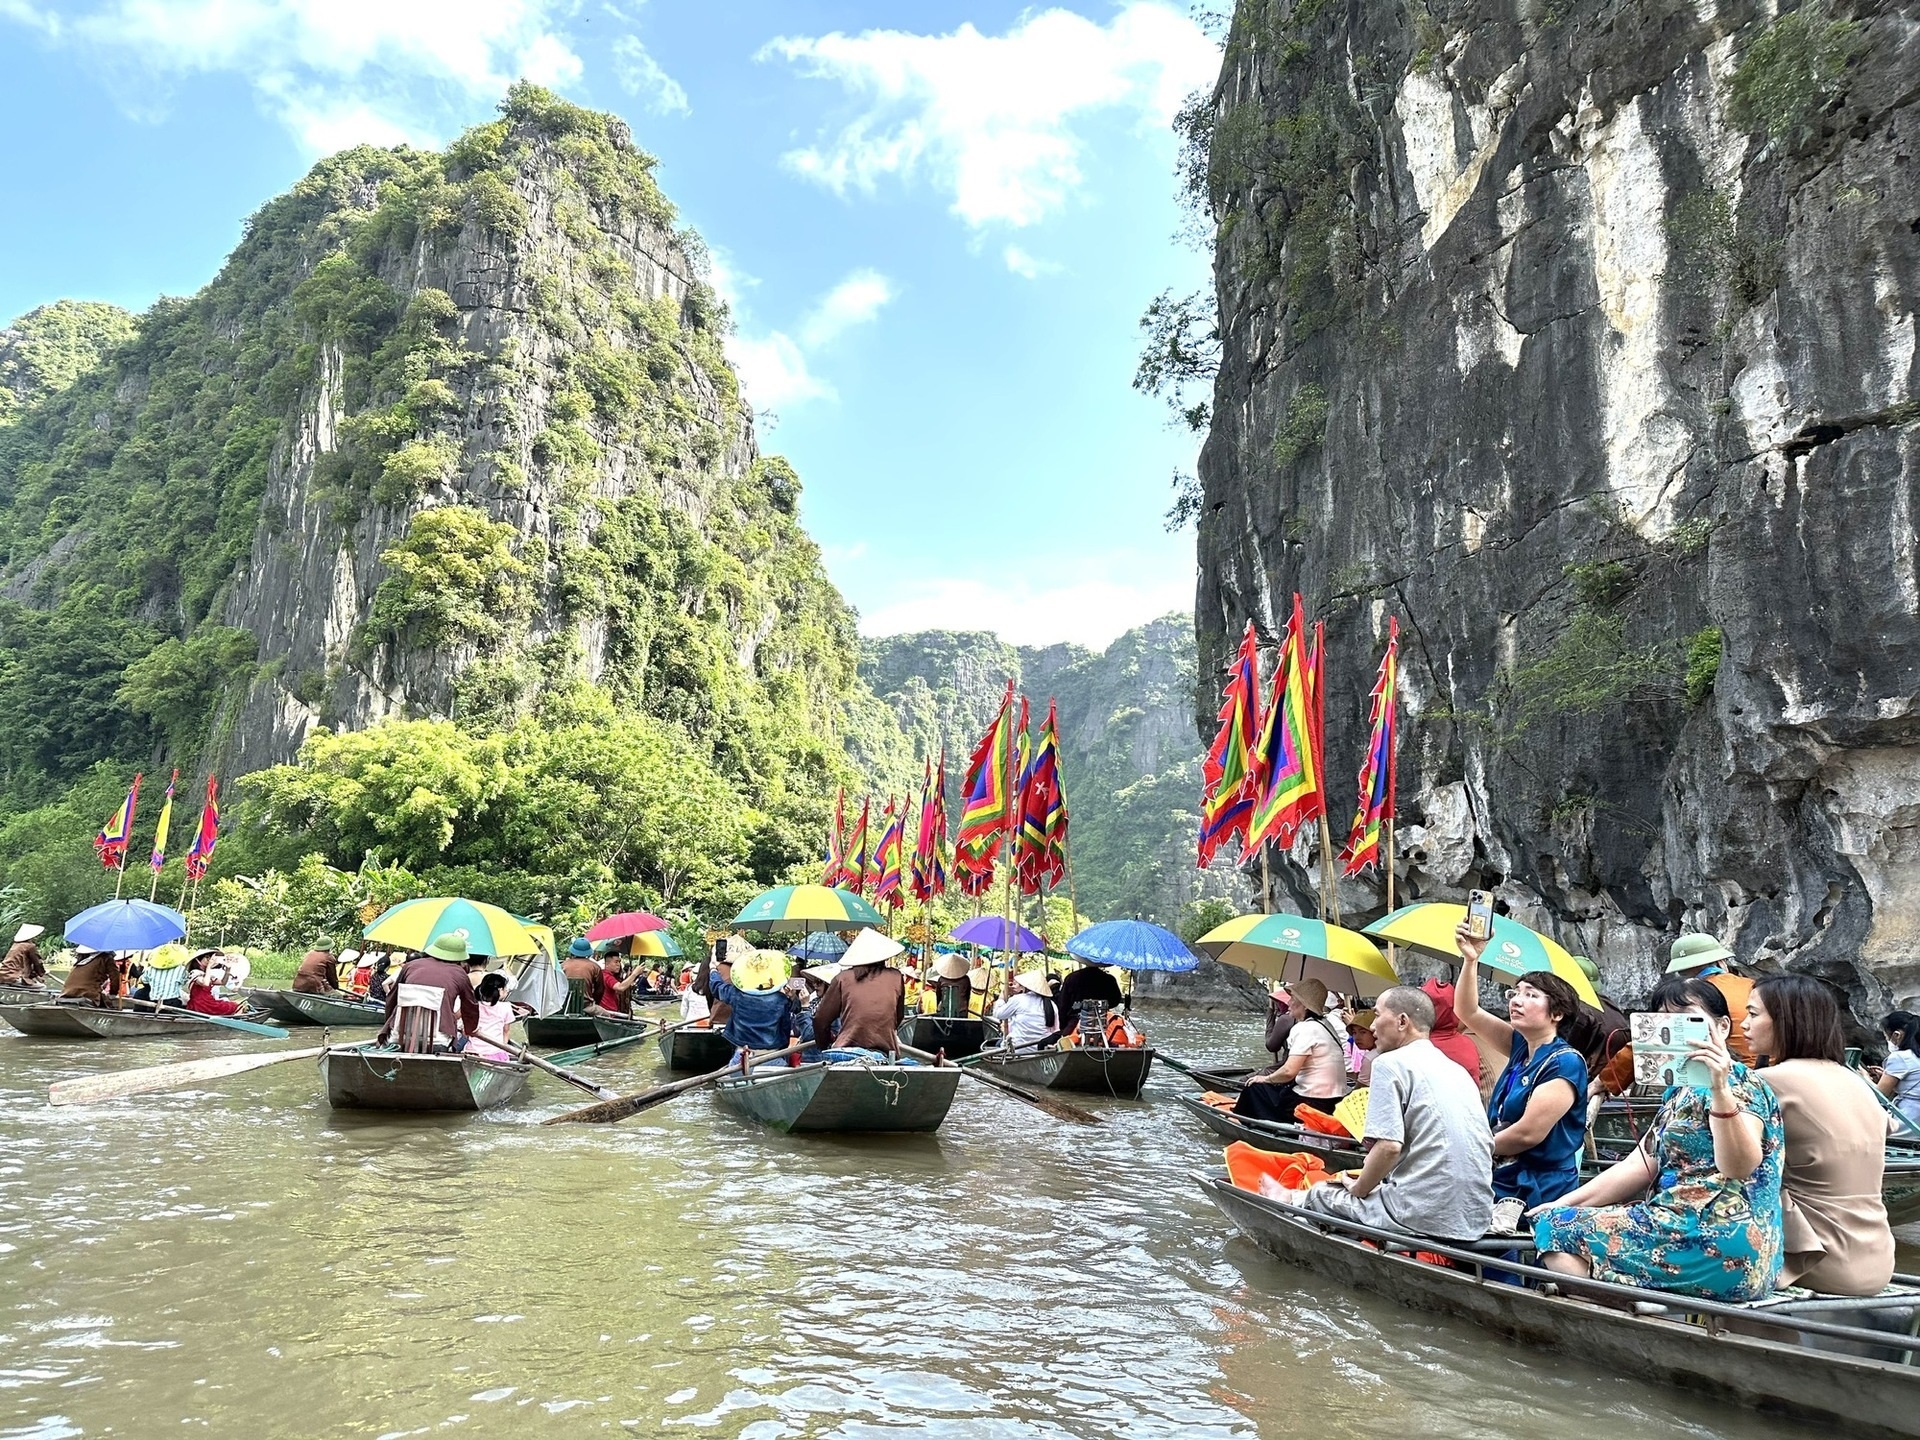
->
585, 911, 668, 942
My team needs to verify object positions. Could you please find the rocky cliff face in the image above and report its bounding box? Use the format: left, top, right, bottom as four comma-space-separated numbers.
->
1194, 0, 1919, 1013
862, 615, 1255, 924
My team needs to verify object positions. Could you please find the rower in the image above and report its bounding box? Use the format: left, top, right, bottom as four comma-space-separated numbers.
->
810, 930, 908, 1057
1053, 955, 1122, 1036
560, 937, 604, 1012
1592, 933, 1753, 1096
1, 924, 47, 987
60, 948, 122, 1008
925, 952, 972, 1018
292, 947, 342, 995
377, 933, 481, 1051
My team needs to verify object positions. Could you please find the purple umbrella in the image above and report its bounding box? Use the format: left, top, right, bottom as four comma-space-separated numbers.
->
948, 916, 1045, 952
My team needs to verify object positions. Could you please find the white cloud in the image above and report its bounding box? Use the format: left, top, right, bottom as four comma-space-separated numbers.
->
800, 268, 894, 347
763, 4, 1218, 231
856, 561, 1194, 650
2, 0, 585, 151
1002, 244, 1061, 280
611, 33, 688, 115
728, 332, 832, 412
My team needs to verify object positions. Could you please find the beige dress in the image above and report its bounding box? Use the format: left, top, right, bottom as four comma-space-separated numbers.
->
1765, 1060, 1895, 1295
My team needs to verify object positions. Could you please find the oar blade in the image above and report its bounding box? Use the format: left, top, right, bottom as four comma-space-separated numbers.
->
47, 1045, 330, 1106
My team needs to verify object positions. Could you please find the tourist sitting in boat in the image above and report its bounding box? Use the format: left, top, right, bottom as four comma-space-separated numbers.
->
1296, 985, 1494, 1242
1591, 933, 1754, 1095
377, 933, 483, 1052
991, 970, 1058, 1050
788, 964, 838, 1061
1232, 978, 1349, 1124
340, 950, 370, 996
60, 948, 123, 1007
699, 946, 797, 1063
1454, 922, 1588, 1211
1532, 974, 1784, 1302
1344, 1011, 1377, 1086
465, 972, 520, 1061
592, 949, 641, 1017
1873, 1010, 1920, 1126
561, 937, 605, 1008
292, 948, 341, 995
1560, 956, 1631, 1080
2, 923, 47, 987
924, 952, 973, 1018
1053, 956, 1123, 1035
1742, 974, 1894, 1296
182, 951, 242, 1017
1419, 978, 1483, 1092
811, 931, 908, 1057
367, 955, 394, 1005
1263, 983, 1294, 1066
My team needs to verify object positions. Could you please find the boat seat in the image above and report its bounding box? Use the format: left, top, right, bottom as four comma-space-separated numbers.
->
395, 983, 447, 1054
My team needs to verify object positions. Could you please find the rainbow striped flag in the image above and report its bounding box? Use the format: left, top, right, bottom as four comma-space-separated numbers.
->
184, 776, 220, 882
1246, 593, 1324, 853
822, 786, 849, 886
874, 798, 906, 908
956, 681, 1015, 880
149, 770, 178, 873
1342, 617, 1399, 875
845, 797, 871, 895
910, 758, 949, 902
94, 773, 141, 871
1198, 623, 1261, 867
1016, 698, 1066, 895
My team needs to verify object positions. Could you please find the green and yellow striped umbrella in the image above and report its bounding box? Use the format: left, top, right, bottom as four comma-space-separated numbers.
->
732, 885, 885, 934
362, 897, 542, 958
626, 930, 685, 959
1196, 913, 1399, 998
1362, 902, 1598, 1007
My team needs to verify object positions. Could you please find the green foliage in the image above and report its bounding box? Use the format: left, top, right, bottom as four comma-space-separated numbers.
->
466, 171, 528, 239
1271, 384, 1330, 465
1134, 287, 1220, 433
1729, 5, 1863, 147
1684, 626, 1723, 707
0, 601, 159, 802
367, 506, 532, 648
1165, 470, 1204, 532
116, 625, 258, 756
373, 436, 459, 505
1178, 895, 1239, 944
1564, 559, 1633, 607
1665, 189, 1781, 311
0, 300, 138, 425
1495, 609, 1670, 738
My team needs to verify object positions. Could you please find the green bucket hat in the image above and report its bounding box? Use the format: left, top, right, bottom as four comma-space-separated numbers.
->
1666, 933, 1734, 973
425, 931, 470, 964
1572, 955, 1600, 983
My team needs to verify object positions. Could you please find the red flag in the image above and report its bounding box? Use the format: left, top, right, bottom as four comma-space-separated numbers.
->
957, 681, 1015, 880
874, 798, 906, 908
1246, 593, 1325, 853
844, 797, 871, 895
184, 776, 220, 882
95, 773, 141, 871
1016, 698, 1065, 894
1198, 623, 1260, 867
1342, 618, 1399, 875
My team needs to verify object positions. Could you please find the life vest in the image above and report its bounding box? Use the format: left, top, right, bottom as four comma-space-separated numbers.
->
1058, 1011, 1145, 1049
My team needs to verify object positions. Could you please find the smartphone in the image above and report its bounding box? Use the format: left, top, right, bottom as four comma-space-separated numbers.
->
1465, 889, 1494, 941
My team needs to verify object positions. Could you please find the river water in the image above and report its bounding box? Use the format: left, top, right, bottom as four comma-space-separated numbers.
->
0, 1013, 1880, 1439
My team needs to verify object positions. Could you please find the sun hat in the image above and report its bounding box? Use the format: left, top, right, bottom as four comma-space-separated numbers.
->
339, 948, 362, 967
567, 937, 593, 958
841, 930, 905, 968
1015, 969, 1053, 998
802, 963, 841, 985
13, 923, 43, 944
1291, 977, 1330, 1012
933, 953, 969, 980
1573, 955, 1599, 982
729, 949, 789, 992
426, 932, 470, 964
1666, 933, 1734, 974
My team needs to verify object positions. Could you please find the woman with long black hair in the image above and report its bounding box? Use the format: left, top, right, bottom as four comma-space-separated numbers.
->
1875, 1009, 1920, 1126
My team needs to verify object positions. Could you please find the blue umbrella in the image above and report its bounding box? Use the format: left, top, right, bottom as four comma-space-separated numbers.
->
1065, 919, 1199, 973
64, 898, 188, 951
786, 932, 849, 962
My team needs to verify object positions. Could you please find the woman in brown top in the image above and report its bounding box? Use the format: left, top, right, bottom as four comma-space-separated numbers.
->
1743, 974, 1894, 1295
811, 930, 907, 1054
292, 949, 340, 994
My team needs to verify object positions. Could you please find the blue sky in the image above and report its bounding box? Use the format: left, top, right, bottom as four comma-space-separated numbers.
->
0, 1, 1220, 649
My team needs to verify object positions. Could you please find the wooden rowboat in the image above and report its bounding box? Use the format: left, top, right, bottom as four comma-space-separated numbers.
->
590, 1015, 652, 1044
659, 1025, 736, 1072
713, 1060, 962, 1133
969, 1044, 1156, 1098
0, 1001, 230, 1039
897, 1013, 996, 1059
1175, 1095, 1367, 1167
1178, 1064, 1259, 1093
521, 1013, 603, 1047
0, 982, 52, 1006
319, 1046, 530, 1111
281, 990, 386, 1027
1196, 1166, 1920, 1438
241, 989, 315, 1025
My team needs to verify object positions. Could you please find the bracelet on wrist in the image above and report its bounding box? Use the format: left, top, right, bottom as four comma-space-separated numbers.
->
1710, 1108, 1739, 1119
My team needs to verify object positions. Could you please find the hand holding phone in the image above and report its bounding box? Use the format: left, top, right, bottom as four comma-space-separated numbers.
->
1466, 889, 1494, 941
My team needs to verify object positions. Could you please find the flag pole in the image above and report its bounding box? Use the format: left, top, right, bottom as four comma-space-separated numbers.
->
1260, 846, 1272, 915
1317, 808, 1343, 925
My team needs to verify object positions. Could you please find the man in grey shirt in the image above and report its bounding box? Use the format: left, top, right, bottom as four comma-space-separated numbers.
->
1300, 985, 1492, 1241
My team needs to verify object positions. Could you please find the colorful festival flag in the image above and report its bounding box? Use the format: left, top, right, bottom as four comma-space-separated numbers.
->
910, 759, 948, 903
874, 798, 906, 908
956, 864, 994, 898
1342, 617, 1400, 876
184, 776, 221, 882
95, 773, 141, 871
845, 797, 871, 895
956, 681, 1015, 879
1016, 698, 1066, 895
1198, 623, 1261, 867
822, 786, 849, 887
1246, 593, 1325, 854
149, 770, 178, 873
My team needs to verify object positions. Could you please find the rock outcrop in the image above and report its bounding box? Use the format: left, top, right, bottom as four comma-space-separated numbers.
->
1193, 0, 1919, 1015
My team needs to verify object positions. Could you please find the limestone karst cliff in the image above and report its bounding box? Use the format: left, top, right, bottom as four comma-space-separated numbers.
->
1191, 0, 1919, 1014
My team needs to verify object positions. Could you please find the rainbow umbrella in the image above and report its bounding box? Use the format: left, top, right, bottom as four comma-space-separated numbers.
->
732, 885, 884, 934
1361, 902, 1598, 1007
362, 897, 542, 958
627, 930, 685, 959
1196, 913, 1398, 998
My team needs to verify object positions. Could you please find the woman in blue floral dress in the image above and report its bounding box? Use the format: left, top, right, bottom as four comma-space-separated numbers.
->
1532, 974, 1784, 1302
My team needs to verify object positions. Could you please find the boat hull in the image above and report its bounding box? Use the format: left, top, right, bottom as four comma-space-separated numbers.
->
972, 1045, 1155, 1098
659, 1027, 737, 1072
1197, 1169, 1920, 1439
713, 1061, 962, 1133
897, 1014, 996, 1059
0, 1002, 227, 1039
0, 982, 52, 1007
281, 990, 386, 1027
1175, 1096, 1367, 1167
590, 1016, 652, 1044
320, 1048, 530, 1111
243, 989, 315, 1025
522, 1014, 603, 1047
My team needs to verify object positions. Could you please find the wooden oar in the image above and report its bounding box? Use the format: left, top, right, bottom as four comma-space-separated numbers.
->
491, 1040, 618, 1100
47, 1041, 375, 1106
1152, 1053, 1248, 1088
542, 1041, 805, 1125
117, 994, 289, 1039
898, 1043, 1102, 1125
